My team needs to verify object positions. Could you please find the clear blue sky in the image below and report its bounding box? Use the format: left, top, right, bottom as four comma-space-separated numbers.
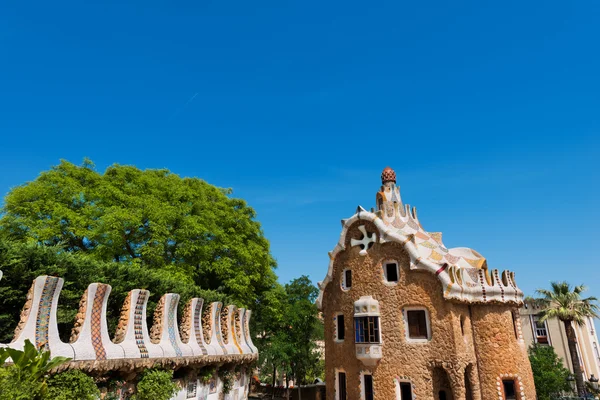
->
1, 1, 599, 299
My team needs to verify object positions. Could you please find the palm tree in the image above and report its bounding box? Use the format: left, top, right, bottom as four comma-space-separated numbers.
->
531, 282, 599, 397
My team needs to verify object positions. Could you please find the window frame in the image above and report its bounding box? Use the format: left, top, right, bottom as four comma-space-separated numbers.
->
531, 314, 549, 345
342, 268, 352, 290
335, 312, 345, 342
337, 370, 347, 400
396, 380, 413, 400
354, 315, 381, 344
362, 373, 374, 400
403, 307, 432, 343
383, 260, 399, 284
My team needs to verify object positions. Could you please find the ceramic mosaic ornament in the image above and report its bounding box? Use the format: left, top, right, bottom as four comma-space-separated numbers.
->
317, 167, 524, 308
0, 273, 257, 366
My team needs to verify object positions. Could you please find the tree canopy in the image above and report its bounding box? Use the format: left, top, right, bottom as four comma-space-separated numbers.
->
0, 159, 277, 308
258, 276, 324, 388
528, 344, 572, 400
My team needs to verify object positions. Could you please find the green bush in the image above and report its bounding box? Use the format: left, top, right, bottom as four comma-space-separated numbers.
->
45, 369, 100, 400
134, 368, 179, 400
0, 366, 44, 400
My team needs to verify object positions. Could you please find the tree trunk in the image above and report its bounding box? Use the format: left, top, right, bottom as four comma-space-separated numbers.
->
564, 320, 586, 396
272, 365, 277, 400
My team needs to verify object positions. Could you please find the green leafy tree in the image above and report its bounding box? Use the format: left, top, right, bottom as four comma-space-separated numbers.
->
0, 159, 279, 347
45, 369, 100, 400
0, 159, 277, 307
528, 344, 572, 400
258, 276, 324, 396
133, 368, 179, 400
530, 282, 600, 396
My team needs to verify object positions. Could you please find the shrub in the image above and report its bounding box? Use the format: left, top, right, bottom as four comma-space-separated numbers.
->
134, 368, 179, 400
0, 366, 44, 400
218, 368, 234, 395
45, 369, 100, 400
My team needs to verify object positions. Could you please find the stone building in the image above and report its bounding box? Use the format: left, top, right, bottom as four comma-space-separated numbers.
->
521, 301, 600, 381
316, 167, 536, 400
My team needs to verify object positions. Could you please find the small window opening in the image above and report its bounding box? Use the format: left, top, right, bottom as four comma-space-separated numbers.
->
502, 379, 516, 400
533, 315, 548, 344
354, 316, 380, 343
385, 262, 399, 282
344, 269, 352, 289
337, 314, 345, 341
338, 372, 347, 400
364, 374, 374, 400
407, 310, 429, 340
400, 382, 412, 399
460, 315, 465, 336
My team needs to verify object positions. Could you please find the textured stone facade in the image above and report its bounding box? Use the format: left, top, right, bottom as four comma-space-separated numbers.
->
318, 168, 536, 400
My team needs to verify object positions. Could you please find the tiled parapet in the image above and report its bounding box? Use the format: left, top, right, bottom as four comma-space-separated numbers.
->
224, 305, 242, 355
210, 302, 228, 355
179, 298, 210, 356
113, 289, 163, 359
0, 275, 258, 366
243, 309, 258, 354
150, 293, 194, 358
10, 276, 75, 359
70, 283, 125, 360
236, 308, 253, 354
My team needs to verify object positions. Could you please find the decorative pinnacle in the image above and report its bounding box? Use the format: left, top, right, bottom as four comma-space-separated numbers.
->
381, 166, 396, 184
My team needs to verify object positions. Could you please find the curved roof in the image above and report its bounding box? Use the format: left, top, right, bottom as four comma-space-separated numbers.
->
316, 175, 523, 309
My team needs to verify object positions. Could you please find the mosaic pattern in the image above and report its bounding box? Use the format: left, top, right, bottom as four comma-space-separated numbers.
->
214, 303, 228, 354
135, 291, 149, 358
194, 301, 208, 355
91, 284, 108, 360
167, 296, 183, 357
242, 310, 253, 354
35, 277, 59, 350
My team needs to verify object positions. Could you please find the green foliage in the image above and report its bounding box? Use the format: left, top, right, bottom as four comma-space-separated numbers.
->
46, 369, 100, 400
0, 366, 45, 400
0, 339, 70, 381
258, 276, 324, 386
0, 339, 71, 400
0, 159, 279, 349
0, 160, 277, 307
530, 281, 600, 396
218, 368, 234, 395
528, 344, 572, 400
199, 366, 216, 384
134, 368, 178, 400
532, 281, 600, 324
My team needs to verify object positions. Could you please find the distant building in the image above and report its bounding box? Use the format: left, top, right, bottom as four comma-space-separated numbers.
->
317, 167, 536, 400
521, 301, 600, 380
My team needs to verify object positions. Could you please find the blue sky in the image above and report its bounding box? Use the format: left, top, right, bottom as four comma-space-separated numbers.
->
0, 1, 599, 299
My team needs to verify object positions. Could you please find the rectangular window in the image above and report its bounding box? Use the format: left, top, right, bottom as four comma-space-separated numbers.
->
337, 314, 345, 341
400, 382, 412, 399
532, 315, 548, 344
344, 269, 352, 289
354, 316, 380, 343
338, 372, 347, 400
385, 263, 398, 282
407, 310, 428, 339
363, 374, 373, 400
502, 379, 516, 400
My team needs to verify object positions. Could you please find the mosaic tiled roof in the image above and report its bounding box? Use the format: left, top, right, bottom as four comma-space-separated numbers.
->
316, 168, 523, 308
